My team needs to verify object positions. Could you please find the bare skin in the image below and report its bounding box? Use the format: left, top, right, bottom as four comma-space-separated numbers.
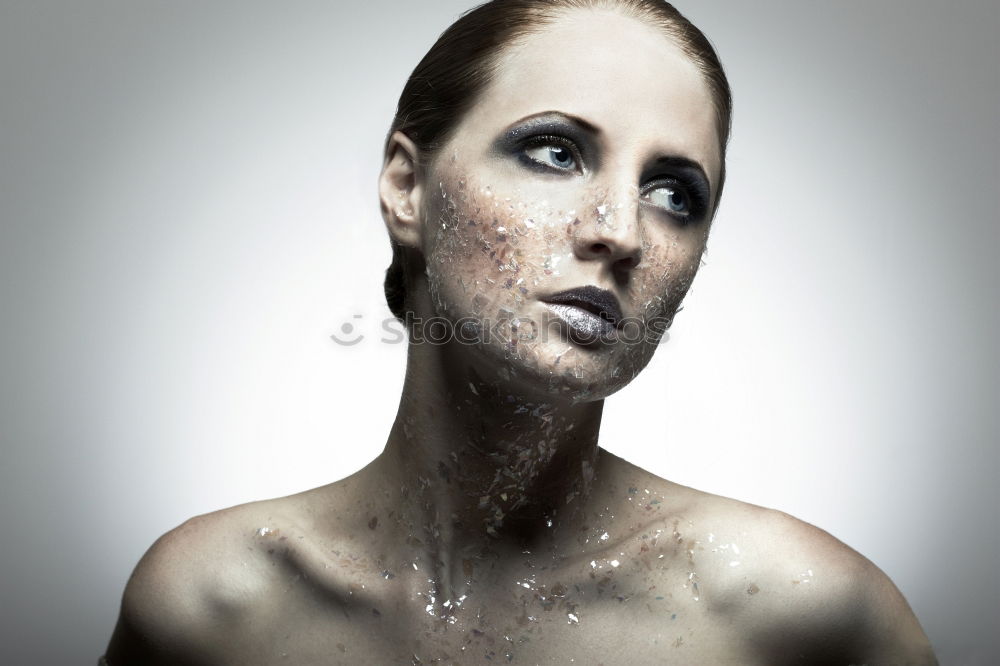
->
105, 452, 934, 665
106, 9, 935, 665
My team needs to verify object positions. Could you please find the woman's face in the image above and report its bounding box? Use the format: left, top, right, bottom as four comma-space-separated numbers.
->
416, 9, 722, 402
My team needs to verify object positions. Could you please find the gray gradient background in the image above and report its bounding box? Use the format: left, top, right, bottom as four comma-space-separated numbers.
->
1, 1, 997, 664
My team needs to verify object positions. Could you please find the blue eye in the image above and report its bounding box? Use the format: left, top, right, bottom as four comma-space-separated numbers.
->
524, 142, 578, 171
644, 184, 690, 215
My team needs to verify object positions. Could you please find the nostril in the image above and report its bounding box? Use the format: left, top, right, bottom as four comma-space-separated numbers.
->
616, 255, 639, 271
588, 242, 612, 256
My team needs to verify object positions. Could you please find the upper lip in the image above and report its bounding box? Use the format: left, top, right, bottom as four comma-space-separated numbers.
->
542, 286, 624, 327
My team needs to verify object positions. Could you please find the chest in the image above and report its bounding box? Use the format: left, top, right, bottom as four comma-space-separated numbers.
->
216, 584, 760, 665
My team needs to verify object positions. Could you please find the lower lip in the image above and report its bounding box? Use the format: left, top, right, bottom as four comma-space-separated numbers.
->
544, 303, 616, 346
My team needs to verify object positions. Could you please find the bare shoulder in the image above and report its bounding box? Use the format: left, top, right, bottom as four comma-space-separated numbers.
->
603, 455, 936, 664
104, 494, 313, 665
687, 492, 937, 664
712, 501, 936, 664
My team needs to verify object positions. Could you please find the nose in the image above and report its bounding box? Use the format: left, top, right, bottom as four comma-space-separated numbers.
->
571, 188, 643, 273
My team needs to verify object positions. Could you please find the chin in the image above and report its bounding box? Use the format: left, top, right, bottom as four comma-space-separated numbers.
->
460, 331, 656, 405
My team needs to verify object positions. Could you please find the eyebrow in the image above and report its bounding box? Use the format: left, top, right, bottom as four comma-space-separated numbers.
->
500, 110, 602, 140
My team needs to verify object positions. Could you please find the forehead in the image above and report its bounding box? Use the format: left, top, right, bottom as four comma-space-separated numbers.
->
450, 8, 722, 182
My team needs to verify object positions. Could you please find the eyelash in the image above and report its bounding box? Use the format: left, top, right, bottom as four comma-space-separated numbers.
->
518, 135, 583, 173
515, 133, 707, 225
641, 178, 704, 225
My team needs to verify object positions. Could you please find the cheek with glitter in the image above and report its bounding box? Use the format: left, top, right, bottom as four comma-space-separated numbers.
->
424, 174, 567, 314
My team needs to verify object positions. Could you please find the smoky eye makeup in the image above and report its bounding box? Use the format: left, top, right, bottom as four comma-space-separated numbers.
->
640, 158, 712, 225
491, 112, 712, 224
492, 113, 598, 175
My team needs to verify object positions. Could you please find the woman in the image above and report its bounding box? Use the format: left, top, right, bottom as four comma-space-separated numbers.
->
104, 0, 936, 663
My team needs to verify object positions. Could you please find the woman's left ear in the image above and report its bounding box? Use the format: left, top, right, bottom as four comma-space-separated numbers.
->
378, 131, 424, 249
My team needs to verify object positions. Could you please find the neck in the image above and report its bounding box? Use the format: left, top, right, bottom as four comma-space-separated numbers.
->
377, 337, 605, 564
